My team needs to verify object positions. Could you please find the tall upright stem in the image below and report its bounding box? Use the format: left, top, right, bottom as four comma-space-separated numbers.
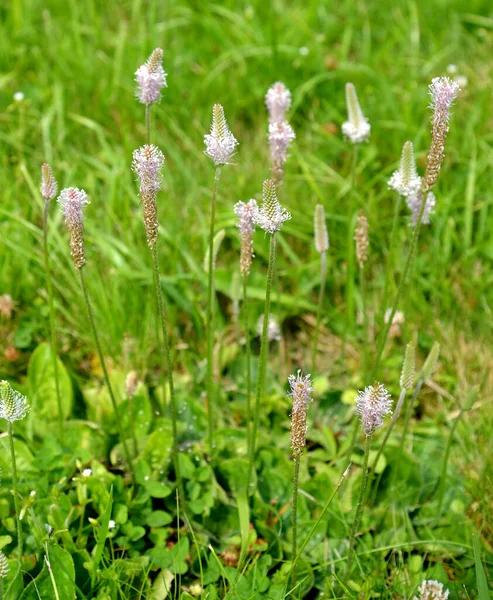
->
291, 454, 301, 591
145, 106, 150, 145
370, 197, 427, 380
247, 233, 277, 489
311, 251, 327, 373
78, 268, 135, 482
43, 199, 63, 443
346, 145, 359, 333
345, 434, 372, 578
243, 277, 252, 453
8, 422, 22, 557
394, 378, 424, 482
379, 194, 402, 329
151, 244, 184, 506
206, 167, 222, 456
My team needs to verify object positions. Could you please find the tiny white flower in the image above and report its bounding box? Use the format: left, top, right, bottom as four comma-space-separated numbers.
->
299, 46, 309, 56
13, 91, 24, 102
82, 468, 92, 477
108, 520, 116, 529
342, 83, 370, 143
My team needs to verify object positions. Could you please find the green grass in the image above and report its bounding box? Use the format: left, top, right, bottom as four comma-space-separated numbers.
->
0, 0, 492, 598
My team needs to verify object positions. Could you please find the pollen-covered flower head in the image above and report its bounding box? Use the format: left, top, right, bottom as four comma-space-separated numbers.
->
57, 187, 90, 269
204, 104, 238, 166
342, 83, 371, 143
41, 163, 57, 201
389, 141, 421, 197
413, 579, 450, 600
354, 211, 369, 269
0, 380, 30, 423
265, 82, 292, 123
314, 204, 329, 253
253, 180, 291, 234
268, 121, 296, 186
132, 144, 165, 248
234, 199, 258, 276
423, 76, 460, 192
288, 370, 313, 457
0, 550, 9, 579
355, 382, 392, 436
406, 190, 436, 226
135, 48, 167, 106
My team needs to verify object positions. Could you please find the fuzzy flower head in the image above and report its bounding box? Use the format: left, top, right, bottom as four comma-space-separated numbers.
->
253, 180, 291, 234
314, 204, 329, 253
269, 121, 296, 187
342, 83, 371, 143
406, 190, 436, 226
288, 370, 313, 457
355, 382, 392, 436
41, 163, 57, 201
354, 211, 369, 269
413, 580, 450, 600
389, 141, 421, 197
132, 144, 165, 247
57, 187, 90, 269
423, 77, 460, 192
204, 104, 238, 166
234, 199, 258, 276
0, 550, 9, 579
265, 82, 292, 123
0, 380, 30, 423
135, 48, 167, 106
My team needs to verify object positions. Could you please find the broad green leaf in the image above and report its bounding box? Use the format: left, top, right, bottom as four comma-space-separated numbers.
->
473, 534, 490, 600
19, 545, 75, 600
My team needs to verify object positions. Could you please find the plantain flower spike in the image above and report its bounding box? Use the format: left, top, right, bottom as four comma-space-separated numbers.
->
132, 144, 165, 248
41, 163, 57, 201
355, 382, 392, 436
423, 77, 460, 193
400, 341, 416, 390
406, 190, 436, 225
268, 120, 296, 187
57, 187, 90, 269
289, 371, 313, 458
354, 211, 369, 269
342, 83, 371, 143
234, 199, 258, 277
314, 204, 329, 254
0, 380, 30, 423
265, 82, 292, 123
421, 342, 440, 381
125, 372, 139, 398
204, 104, 238, 166
135, 48, 167, 106
0, 550, 9, 579
389, 141, 421, 197
253, 180, 291, 234
413, 580, 449, 600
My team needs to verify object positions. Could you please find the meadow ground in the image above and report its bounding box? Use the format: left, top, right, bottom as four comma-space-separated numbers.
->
0, 0, 492, 598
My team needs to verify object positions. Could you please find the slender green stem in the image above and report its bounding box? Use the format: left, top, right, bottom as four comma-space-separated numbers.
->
437, 409, 463, 513
370, 195, 427, 380
151, 244, 184, 506
206, 166, 222, 456
345, 434, 372, 578
145, 106, 150, 145
367, 388, 406, 501
243, 277, 252, 453
247, 233, 277, 489
291, 454, 301, 591
379, 194, 402, 329
8, 422, 22, 557
360, 265, 369, 381
78, 268, 135, 482
45, 544, 60, 600
346, 145, 359, 333
128, 392, 138, 457
311, 251, 327, 374
43, 199, 63, 443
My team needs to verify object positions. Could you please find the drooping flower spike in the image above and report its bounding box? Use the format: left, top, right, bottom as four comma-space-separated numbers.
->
204, 104, 238, 166
268, 121, 296, 187
41, 164, 57, 201
234, 199, 258, 277
355, 382, 392, 436
265, 81, 292, 123
0, 380, 30, 423
253, 180, 291, 234
342, 83, 371, 143
135, 48, 167, 106
57, 187, 90, 269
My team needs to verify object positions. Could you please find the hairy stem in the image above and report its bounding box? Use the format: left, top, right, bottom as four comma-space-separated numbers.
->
8, 422, 22, 557
206, 166, 222, 456
311, 251, 327, 374
243, 276, 252, 453
151, 244, 184, 506
345, 434, 372, 578
291, 454, 301, 591
43, 199, 63, 443
78, 268, 135, 483
379, 193, 402, 329
346, 145, 359, 333
247, 233, 277, 489
145, 105, 150, 145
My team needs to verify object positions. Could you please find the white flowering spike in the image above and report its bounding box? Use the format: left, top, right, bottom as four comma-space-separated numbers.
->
253, 180, 291, 234
342, 83, 371, 143
355, 382, 392, 436
389, 141, 421, 197
265, 82, 292, 123
204, 104, 238, 166
413, 579, 450, 600
314, 204, 329, 253
406, 190, 436, 225
57, 187, 90, 269
135, 48, 167, 106
234, 199, 258, 276
268, 120, 296, 186
0, 380, 30, 422
0, 550, 9, 578
288, 371, 313, 457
